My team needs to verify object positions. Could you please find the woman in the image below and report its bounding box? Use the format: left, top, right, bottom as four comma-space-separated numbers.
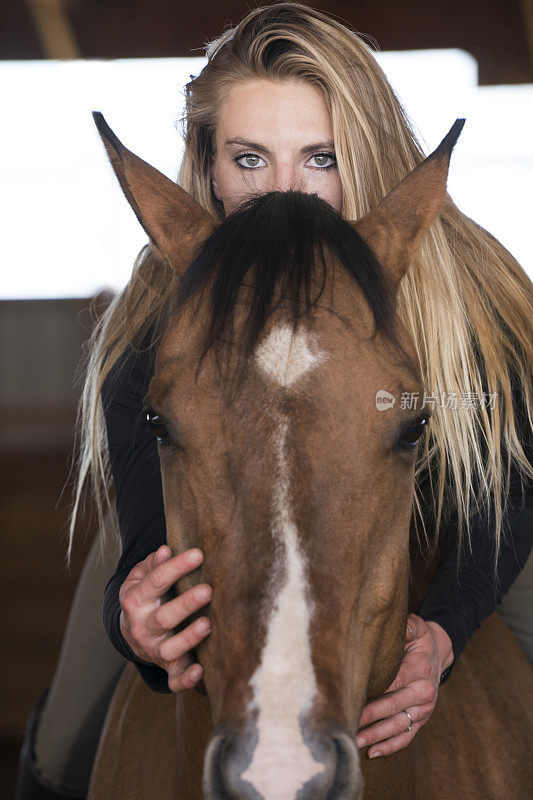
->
16, 3, 533, 798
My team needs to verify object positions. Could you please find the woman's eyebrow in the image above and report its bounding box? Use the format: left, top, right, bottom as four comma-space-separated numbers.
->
224, 137, 335, 156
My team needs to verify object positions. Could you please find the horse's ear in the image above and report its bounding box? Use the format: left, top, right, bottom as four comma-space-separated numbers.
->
353, 119, 465, 291
93, 112, 217, 273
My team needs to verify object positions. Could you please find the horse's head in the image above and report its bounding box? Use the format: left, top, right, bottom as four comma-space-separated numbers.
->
95, 113, 463, 800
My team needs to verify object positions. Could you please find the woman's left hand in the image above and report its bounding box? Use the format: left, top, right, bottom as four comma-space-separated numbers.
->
356, 613, 453, 758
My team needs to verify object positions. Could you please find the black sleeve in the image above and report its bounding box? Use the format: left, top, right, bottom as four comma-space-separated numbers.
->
417, 390, 533, 680
101, 339, 171, 693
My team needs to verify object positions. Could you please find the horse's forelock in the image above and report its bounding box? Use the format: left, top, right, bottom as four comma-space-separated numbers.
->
172, 191, 402, 381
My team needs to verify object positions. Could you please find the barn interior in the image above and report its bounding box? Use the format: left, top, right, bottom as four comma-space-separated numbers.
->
1, 1, 532, 797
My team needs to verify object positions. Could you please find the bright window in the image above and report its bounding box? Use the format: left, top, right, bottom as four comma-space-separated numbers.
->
1, 51, 531, 298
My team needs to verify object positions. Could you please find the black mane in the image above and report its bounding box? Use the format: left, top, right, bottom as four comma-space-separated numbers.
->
174, 190, 399, 375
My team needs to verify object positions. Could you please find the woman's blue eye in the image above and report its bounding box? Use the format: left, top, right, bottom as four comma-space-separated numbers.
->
309, 153, 336, 169
234, 152, 336, 170
235, 153, 263, 169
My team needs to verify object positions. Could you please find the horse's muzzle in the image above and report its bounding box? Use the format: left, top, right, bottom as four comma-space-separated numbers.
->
202, 726, 362, 800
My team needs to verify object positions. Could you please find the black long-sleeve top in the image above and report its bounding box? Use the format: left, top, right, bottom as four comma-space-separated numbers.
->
102, 340, 533, 694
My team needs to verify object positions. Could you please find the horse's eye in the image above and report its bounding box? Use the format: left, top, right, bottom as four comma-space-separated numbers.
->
146, 409, 170, 445
399, 416, 429, 450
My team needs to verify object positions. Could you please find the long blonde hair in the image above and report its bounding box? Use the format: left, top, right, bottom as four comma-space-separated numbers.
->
71, 2, 533, 561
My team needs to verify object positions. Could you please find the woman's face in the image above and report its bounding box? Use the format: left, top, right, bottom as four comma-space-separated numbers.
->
210, 79, 343, 215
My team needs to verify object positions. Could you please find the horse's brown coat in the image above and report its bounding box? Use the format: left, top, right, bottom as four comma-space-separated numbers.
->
88, 612, 533, 799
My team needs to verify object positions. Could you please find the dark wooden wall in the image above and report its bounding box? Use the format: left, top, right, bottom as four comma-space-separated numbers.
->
3, 0, 533, 85
0, 300, 98, 794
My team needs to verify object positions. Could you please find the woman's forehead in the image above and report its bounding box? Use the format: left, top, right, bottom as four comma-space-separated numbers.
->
215, 79, 333, 147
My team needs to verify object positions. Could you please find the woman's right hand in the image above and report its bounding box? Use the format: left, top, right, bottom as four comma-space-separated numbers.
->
119, 544, 212, 692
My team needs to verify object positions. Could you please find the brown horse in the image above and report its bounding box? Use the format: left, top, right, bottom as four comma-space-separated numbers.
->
88, 114, 533, 800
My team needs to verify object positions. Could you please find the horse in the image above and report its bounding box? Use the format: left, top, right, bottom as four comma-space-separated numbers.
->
87, 113, 533, 800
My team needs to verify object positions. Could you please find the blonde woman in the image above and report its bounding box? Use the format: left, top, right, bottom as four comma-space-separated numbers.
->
16, 4, 533, 799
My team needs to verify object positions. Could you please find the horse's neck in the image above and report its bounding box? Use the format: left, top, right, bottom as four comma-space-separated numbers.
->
408, 534, 440, 611
407, 478, 451, 610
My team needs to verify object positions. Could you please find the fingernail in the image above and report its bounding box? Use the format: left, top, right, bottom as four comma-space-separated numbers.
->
187, 549, 203, 565
190, 664, 203, 680
356, 736, 365, 748
195, 586, 211, 602
369, 751, 381, 759
196, 618, 210, 633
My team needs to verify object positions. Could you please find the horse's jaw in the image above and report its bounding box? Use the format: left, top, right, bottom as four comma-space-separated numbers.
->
364, 570, 409, 703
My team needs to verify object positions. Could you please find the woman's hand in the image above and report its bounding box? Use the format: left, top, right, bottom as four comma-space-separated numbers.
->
356, 614, 453, 758
119, 545, 212, 692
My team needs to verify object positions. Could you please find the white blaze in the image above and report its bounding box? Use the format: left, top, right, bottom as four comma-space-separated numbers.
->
242, 324, 327, 800
255, 323, 326, 388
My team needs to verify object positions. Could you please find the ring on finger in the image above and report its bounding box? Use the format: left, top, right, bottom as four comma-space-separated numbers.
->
402, 709, 414, 732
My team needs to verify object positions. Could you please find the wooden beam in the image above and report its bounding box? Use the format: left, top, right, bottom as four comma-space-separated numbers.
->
25, 0, 80, 59
519, 0, 533, 68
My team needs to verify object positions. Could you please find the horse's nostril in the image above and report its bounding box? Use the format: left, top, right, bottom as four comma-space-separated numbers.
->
204, 728, 362, 800
325, 734, 363, 800
203, 734, 233, 800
